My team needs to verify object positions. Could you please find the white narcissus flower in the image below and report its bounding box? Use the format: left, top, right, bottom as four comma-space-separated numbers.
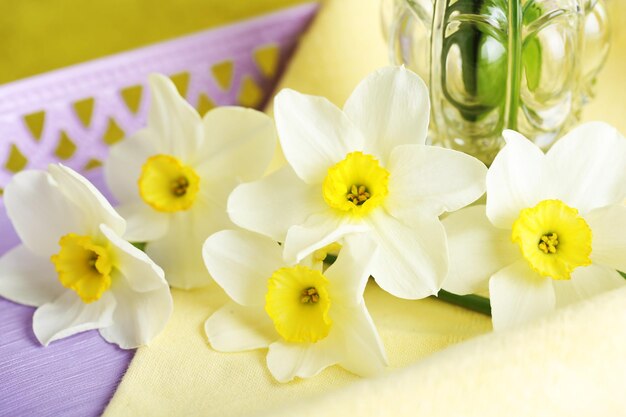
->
227, 66, 487, 299
443, 123, 626, 330
203, 230, 387, 382
0, 164, 172, 348
104, 74, 276, 289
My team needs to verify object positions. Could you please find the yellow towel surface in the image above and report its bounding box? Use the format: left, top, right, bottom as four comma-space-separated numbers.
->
260, 286, 626, 417
103, 0, 626, 416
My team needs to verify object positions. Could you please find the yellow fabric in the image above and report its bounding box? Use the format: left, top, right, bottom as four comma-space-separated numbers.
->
105, 286, 490, 417
0, 0, 312, 84
261, 286, 626, 417
98, 0, 626, 415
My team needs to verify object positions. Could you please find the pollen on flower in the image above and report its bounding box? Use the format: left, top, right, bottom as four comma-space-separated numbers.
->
511, 200, 592, 280
265, 266, 332, 343
322, 151, 389, 216
51, 234, 113, 303
301, 287, 320, 304
538, 233, 559, 254
138, 154, 200, 212
170, 176, 190, 197
346, 184, 370, 205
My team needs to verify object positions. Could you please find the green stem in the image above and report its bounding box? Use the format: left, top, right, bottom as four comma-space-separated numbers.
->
435, 290, 492, 316
620, 271, 626, 280
324, 254, 492, 315
505, 0, 523, 130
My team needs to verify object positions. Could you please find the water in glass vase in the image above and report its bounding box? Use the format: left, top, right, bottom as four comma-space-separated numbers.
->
383, 0, 610, 164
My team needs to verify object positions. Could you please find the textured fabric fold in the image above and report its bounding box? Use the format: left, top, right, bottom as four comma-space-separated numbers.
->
103, 284, 491, 417
259, 286, 626, 417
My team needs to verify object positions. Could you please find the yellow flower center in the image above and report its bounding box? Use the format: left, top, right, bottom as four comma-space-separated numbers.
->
511, 199, 592, 280
538, 233, 559, 254
300, 287, 320, 304
50, 234, 113, 303
138, 154, 200, 212
322, 151, 390, 216
265, 265, 332, 343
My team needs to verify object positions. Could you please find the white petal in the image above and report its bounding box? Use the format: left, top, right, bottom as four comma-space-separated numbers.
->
0, 245, 64, 307
198, 189, 242, 235
194, 177, 238, 235
99, 272, 172, 349
343, 66, 430, 161
367, 209, 447, 299
274, 89, 363, 184
104, 129, 158, 204
489, 259, 556, 330
4, 170, 84, 257
116, 202, 170, 242
442, 206, 521, 295
585, 205, 626, 272
145, 211, 211, 289
147, 73, 202, 160
283, 210, 369, 264
266, 340, 338, 383
325, 233, 379, 305
332, 303, 387, 377
33, 290, 116, 346
49, 164, 126, 236
196, 107, 276, 182
228, 166, 327, 242
486, 130, 545, 228
385, 144, 487, 222
553, 264, 626, 308
203, 230, 283, 306
545, 122, 626, 212
100, 224, 166, 293
205, 302, 276, 352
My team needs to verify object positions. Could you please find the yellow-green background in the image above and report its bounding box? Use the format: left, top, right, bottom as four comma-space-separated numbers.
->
0, 0, 312, 84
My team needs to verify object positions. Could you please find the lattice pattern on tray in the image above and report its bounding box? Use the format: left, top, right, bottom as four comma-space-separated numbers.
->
0, 3, 318, 255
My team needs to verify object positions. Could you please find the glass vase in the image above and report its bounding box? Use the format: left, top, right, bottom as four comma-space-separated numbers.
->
383, 0, 611, 164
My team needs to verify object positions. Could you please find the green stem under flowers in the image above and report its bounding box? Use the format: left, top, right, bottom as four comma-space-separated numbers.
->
128, 247, 623, 313
436, 290, 491, 316
438, 271, 626, 315
323, 254, 491, 315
